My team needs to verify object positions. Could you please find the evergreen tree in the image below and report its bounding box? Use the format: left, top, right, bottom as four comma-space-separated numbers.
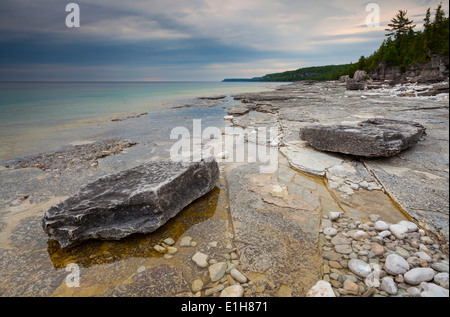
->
423, 7, 432, 55
385, 10, 416, 39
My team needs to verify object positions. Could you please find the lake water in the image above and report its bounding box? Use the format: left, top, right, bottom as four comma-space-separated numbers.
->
0, 81, 281, 161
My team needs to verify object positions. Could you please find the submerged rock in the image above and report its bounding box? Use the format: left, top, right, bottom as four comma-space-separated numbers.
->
300, 118, 426, 158
42, 157, 220, 249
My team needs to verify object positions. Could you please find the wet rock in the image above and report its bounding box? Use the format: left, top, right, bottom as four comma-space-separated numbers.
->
209, 262, 227, 282
43, 157, 220, 249
192, 279, 204, 292
180, 236, 193, 247
220, 285, 244, 297
205, 284, 224, 296
192, 252, 209, 268
154, 245, 167, 254
300, 118, 426, 158
230, 269, 248, 284
163, 238, 175, 246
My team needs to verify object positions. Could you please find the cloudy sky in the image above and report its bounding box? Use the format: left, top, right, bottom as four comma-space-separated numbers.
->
0, 0, 448, 81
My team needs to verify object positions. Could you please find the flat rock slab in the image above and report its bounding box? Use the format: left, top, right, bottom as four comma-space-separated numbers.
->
280, 142, 343, 177
300, 118, 426, 157
43, 157, 219, 249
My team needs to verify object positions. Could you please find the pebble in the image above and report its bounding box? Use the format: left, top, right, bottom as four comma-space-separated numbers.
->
220, 285, 244, 297
398, 220, 418, 233
404, 268, 436, 285
335, 244, 353, 254
192, 279, 204, 292
163, 238, 175, 246
389, 224, 408, 239
312, 212, 449, 298
209, 262, 228, 282
306, 281, 336, 297
381, 277, 398, 295
433, 272, 449, 289
329, 212, 343, 221
349, 230, 369, 240
420, 282, 449, 297
230, 269, 248, 283
365, 270, 381, 288
415, 251, 432, 263
154, 245, 167, 254
343, 280, 359, 295
192, 252, 209, 268
431, 262, 449, 273
370, 243, 385, 256
331, 234, 351, 245
395, 247, 410, 259
384, 254, 410, 276
378, 230, 391, 238
167, 246, 178, 254
374, 221, 390, 231
180, 236, 192, 247
407, 287, 421, 297
205, 284, 224, 296
348, 259, 372, 278
323, 227, 338, 236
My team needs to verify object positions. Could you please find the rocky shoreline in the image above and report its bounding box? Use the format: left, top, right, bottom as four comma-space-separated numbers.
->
314, 212, 448, 297
0, 80, 448, 297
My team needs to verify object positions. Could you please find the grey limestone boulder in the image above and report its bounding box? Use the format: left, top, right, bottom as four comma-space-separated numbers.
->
42, 157, 220, 249
300, 118, 426, 158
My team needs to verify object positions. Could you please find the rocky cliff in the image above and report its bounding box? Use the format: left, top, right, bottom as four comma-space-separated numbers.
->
370, 54, 449, 84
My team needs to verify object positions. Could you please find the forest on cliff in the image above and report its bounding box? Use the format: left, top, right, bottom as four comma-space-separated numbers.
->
259, 4, 449, 82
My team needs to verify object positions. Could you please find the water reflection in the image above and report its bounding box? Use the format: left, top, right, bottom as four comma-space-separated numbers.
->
47, 186, 221, 269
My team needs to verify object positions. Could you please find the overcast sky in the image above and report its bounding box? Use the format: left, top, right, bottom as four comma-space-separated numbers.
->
0, 0, 448, 81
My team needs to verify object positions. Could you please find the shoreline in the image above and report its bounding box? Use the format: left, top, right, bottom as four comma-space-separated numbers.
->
0, 80, 448, 297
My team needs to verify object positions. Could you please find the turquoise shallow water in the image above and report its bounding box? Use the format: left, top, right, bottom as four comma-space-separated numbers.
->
0, 81, 280, 161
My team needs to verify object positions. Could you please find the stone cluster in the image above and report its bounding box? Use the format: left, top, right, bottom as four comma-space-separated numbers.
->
190, 246, 250, 297
155, 234, 250, 297
310, 212, 449, 297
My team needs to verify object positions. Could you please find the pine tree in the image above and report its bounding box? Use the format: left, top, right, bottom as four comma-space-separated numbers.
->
431, 3, 449, 54
423, 7, 432, 55
385, 10, 416, 39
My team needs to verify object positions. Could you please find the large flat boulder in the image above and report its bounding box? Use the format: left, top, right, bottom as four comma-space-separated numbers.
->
42, 157, 219, 249
300, 118, 426, 158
